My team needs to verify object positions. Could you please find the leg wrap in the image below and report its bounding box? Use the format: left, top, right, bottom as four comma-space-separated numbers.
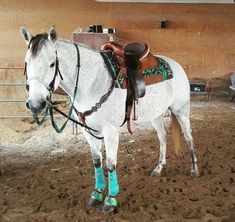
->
108, 170, 119, 197
95, 167, 106, 191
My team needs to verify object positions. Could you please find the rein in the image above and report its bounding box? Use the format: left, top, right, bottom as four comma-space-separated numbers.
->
47, 43, 80, 134
24, 42, 119, 140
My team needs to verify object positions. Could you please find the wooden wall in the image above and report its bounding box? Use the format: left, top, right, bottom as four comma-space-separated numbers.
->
0, 0, 235, 78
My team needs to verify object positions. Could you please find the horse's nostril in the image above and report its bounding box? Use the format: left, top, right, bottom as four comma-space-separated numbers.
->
26, 99, 46, 114
26, 101, 30, 109
41, 101, 47, 109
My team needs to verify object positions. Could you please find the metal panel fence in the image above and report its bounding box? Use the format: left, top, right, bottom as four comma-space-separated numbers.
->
0, 67, 26, 118
0, 67, 78, 134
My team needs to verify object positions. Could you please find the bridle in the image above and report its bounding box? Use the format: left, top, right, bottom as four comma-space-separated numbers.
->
23, 40, 120, 140
24, 43, 63, 94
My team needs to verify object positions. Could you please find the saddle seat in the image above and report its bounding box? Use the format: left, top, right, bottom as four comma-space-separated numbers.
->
124, 42, 158, 72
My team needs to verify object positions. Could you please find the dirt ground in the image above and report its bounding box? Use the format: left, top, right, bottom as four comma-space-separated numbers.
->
0, 102, 235, 222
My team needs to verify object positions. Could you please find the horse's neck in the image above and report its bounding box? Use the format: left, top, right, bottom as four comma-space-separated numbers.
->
57, 40, 112, 103
56, 40, 77, 95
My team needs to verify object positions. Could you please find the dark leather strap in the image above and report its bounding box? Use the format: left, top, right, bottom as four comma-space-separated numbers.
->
49, 51, 64, 92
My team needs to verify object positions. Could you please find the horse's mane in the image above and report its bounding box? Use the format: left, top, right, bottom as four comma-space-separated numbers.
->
29, 33, 48, 56
28, 33, 97, 57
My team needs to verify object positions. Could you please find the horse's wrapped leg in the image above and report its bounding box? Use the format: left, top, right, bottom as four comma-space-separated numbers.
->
101, 126, 119, 214
95, 167, 106, 191
101, 170, 119, 214
82, 129, 106, 208
88, 167, 106, 207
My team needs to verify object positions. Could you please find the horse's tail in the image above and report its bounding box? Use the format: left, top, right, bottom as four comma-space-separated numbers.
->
171, 113, 181, 155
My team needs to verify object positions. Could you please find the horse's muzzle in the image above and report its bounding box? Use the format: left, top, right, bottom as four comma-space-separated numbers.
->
26, 99, 47, 115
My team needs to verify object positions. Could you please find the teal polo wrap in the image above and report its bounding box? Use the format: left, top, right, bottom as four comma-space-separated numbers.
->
108, 171, 119, 196
95, 167, 106, 191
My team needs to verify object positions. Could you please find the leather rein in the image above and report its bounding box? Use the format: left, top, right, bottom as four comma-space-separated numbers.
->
24, 42, 119, 140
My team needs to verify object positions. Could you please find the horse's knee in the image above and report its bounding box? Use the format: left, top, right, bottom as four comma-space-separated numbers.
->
93, 155, 101, 168
106, 158, 116, 171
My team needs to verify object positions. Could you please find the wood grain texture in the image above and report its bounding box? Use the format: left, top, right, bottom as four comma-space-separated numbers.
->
0, 0, 235, 78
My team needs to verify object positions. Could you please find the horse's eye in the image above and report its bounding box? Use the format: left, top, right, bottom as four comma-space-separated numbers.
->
50, 62, 55, 68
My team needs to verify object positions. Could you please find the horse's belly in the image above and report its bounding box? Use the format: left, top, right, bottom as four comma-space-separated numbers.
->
137, 80, 174, 122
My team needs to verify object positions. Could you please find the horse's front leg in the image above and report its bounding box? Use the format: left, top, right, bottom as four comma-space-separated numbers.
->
102, 125, 120, 214
82, 130, 106, 208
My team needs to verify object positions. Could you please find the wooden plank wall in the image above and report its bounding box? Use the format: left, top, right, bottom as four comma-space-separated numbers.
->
0, 0, 235, 78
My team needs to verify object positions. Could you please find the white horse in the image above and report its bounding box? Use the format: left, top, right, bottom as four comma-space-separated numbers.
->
20, 26, 199, 214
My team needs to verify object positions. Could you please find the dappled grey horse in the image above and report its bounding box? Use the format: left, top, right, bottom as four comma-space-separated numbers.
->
20, 26, 199, 214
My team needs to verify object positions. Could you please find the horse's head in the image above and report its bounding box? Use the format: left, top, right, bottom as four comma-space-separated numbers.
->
20, 26, 61, 115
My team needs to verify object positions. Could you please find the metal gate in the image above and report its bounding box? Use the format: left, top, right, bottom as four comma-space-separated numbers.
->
0, 66, 78, 134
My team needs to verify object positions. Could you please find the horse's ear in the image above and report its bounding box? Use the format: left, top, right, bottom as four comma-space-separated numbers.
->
20, 26, 33, 45
48, 25, 57, 43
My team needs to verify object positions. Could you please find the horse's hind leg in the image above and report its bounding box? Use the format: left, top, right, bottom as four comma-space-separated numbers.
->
82, 130, 106, 208
171, 103, 200, 177
151, 114, 167, 176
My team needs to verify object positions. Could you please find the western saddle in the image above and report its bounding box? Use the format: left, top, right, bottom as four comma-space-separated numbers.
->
101, 41, 159, 133
101, 42, 158, 98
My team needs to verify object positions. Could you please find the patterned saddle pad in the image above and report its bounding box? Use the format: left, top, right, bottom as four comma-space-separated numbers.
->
100, 52, 173, 89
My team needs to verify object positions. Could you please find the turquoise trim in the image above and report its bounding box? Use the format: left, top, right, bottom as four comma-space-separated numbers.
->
100, 51, 125, 89
104, 196, 117, 207
142, 57, 173, 80
108, 171, 119, 197
95, 167, 106, 191
91, 190, 104, 202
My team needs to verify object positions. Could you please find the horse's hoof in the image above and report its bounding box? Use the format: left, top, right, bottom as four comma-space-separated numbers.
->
150, 170, 161, 177
101, 204, 117, 214
101, 196, 118, 214
87, 197, 103, 208
87, 190, 104, 208
190, 170, 200, 178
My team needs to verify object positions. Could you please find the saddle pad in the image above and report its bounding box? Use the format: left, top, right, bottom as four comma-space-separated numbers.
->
100, 52, 173, 89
